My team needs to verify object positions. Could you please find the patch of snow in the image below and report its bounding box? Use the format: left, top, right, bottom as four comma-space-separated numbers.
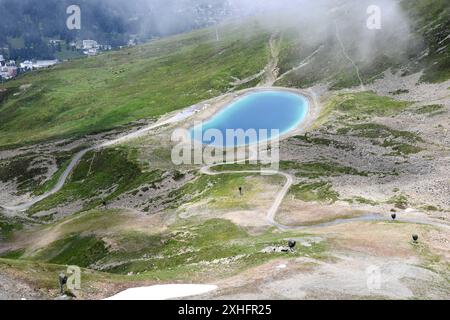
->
104, 284, 218, 300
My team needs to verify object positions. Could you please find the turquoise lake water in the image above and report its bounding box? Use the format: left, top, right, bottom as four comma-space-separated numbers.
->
191, 90, 308, 147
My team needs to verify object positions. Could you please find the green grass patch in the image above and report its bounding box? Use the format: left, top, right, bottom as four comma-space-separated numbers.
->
419, 205, 441, 212
169, 172, 281, 210
0, 87, 20, 105
0, 258, 129, 297
27, 147, 163, 214
316, 92, 410, 127
32, 159, 71, 196
211, 162, 271, 172
104, 218, 327, 277
381, 140, 423, 156
415, 104, 445, 115
330, 92, 410, 117
337, 123, 424, 155
280, 161, 368, 179
0, 154, 47, 194
290, 135, 354, 151
0, 216, 24, 241
337, 123, 422, 141
169, 173, 246, 201
290, 182, 339, 203
32, 146, 91, 196
1, 210, 328, 282
346, 196, 379, 206
0, 249, 26, 259
33, 234, 109, 268
387, 194, 409, 209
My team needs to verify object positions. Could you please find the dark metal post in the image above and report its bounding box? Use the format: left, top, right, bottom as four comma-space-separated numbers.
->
288, 240, 296, 249
59, 272, 68, 295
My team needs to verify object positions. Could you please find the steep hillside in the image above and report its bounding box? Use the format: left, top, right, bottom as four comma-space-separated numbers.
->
0, 22, 270, 147
0, 0, 233, 60
0, 0, 448, 148
276, 0, 450, 88
0, 0, 449, 300
401, 0, 450, 82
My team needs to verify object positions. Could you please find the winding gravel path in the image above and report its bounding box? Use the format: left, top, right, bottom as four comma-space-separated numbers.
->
1, 148, 93, 212
200, 163, 450, 231
0, 107, 198, 212
200, 163, 293, 228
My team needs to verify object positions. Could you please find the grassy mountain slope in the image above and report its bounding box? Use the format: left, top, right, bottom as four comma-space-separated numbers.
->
1, 1, 449, 148
0, 1, 449, 300
276, 0, 450, 88
1, 210, 326, 281
401, 0, 450, 82
0, 22, 270, 147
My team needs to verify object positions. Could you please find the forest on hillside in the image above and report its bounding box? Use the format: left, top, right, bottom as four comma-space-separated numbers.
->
0, 0, 231, 60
